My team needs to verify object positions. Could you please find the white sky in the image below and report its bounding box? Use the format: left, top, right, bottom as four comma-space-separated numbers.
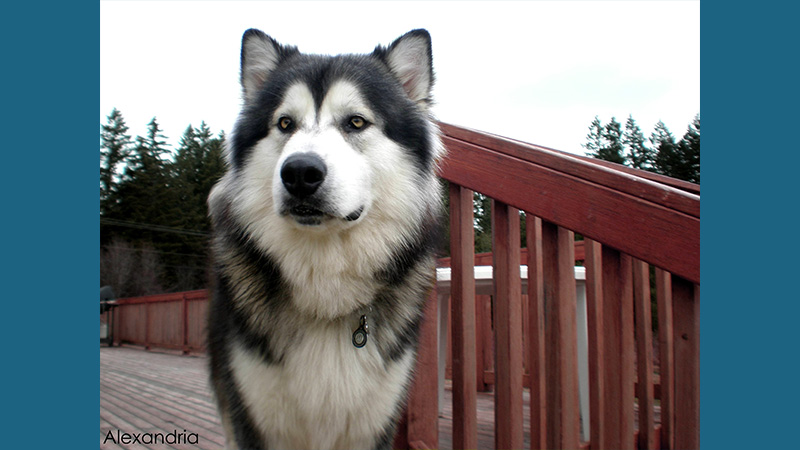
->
100, 0, 699, 156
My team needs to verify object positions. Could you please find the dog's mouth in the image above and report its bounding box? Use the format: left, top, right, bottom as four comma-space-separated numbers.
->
288, 204, 325, 225
283, 203, 364, 226
290, 204, 324, 217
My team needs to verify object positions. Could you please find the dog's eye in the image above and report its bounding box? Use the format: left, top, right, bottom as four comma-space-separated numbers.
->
278, 117, 294, 132
347, 116, 368, 131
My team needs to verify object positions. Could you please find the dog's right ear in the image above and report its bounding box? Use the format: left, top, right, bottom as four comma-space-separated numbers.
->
240, 29, 297, 103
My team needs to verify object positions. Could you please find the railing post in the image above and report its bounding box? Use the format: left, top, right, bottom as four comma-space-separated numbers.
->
672, 276, 700, 450
144, 302, 151, 350
633, 259, 656, 450
448, 183, 478, 450
541, 221, 580, 450
403, 288, 439, 450
112, 305, 120, 347
655, 269, 675, 450
492, 200, 523, 450
526, 214, 547, 450
600, 247, 634, 450
181, 292, 189, 354
584, 239, 605, 449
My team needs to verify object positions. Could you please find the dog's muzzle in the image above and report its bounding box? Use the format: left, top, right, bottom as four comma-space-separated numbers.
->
280, 153, 328, 224
279, 152, 364, 226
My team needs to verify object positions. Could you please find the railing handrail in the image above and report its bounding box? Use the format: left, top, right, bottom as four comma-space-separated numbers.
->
113, 289, 208, 305
437, 242, 586, 268
467, 125, 700, 196
437, 122, 700, 284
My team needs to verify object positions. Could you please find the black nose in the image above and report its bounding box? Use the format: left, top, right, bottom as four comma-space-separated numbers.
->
280, 153, 327, 199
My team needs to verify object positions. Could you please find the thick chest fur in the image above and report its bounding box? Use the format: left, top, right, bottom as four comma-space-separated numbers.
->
229, 323, 414, 449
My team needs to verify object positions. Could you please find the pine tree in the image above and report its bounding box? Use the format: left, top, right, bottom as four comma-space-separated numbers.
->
583, 116, 625, 164
582, 116, 605, 159
600, 117, 626, 164
106, 117, 174, 243
100, 108, 132, 213
651, 121, 682, 179
677, 114, 700, 184
162, 122, 226, 290
130, 117, 171, 178
101, 115, 229, 294
583, 115, 699, 184
622, 115, 654, 171
171, 122, 225, 229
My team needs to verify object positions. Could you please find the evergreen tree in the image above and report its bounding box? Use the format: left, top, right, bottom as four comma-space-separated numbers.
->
583, 116, 625, 164
171, 122, 225, 229
105, 117, 174, 244
584, 114, 700, 184
164, 123, 226, 290
100, 115, 229, 294
677, 114, 700, 184
100, 108, 132, 213
622, 115, 654, 171
600, 117, 626, 164
582, 116, 605, 159
651, 121, 682, 180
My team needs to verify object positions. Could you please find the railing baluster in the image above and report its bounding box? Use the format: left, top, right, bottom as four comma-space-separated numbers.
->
145, 301, 151, 350
404, 288, 439, 450
492, 200, 524, 450
526, 214, 547, 450
633, 259, 656, 449
449, 183, 478, 450
655, 269, 675, 450
601, 247, 635, 450
542, 220, 581, 450
181, 292, 189, 354
584, 239, 605, 449
672, 276, 700, 450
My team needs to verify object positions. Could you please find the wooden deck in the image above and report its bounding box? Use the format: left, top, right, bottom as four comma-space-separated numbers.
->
100, 345, 506, 450
100, 346, 225, 450
101, 346, 658, 449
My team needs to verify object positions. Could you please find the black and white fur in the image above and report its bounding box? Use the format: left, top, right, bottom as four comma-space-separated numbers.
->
207, 28, 444, 450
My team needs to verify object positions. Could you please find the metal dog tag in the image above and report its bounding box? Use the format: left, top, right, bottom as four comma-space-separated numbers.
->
352, 315, 369, 348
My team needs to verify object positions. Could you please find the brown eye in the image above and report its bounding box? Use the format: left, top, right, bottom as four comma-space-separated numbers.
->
278, 117, 293, 131
348, 116, 366, 130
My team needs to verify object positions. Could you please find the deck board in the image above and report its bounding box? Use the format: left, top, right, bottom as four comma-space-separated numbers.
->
101, 346, 658, 449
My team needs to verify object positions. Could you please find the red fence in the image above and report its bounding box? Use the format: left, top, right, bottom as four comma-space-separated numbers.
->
110, 290, 208, 354
105, 122, 699, 450
399, 123, 699, 450
439, 247, 587, 392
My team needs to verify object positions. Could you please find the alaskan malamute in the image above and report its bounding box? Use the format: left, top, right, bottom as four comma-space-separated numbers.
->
207, 28, 444, 449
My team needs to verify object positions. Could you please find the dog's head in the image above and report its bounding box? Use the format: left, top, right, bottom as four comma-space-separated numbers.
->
223, 29, 442, 235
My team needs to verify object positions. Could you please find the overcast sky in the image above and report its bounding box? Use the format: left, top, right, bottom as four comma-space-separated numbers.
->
100, 0, 699, 156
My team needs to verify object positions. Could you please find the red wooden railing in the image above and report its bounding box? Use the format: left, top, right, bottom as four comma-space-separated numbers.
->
397, 123, 699, 450
105, 122, 699, 450
110, 290, 208, 354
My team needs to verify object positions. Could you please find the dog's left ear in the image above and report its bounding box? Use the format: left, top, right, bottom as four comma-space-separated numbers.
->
377, 29, 434, 105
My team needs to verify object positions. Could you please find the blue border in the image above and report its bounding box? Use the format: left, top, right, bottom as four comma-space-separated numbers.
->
3, 3, 99, 449
702, 1, 799, 449
5, 2, 798, 449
